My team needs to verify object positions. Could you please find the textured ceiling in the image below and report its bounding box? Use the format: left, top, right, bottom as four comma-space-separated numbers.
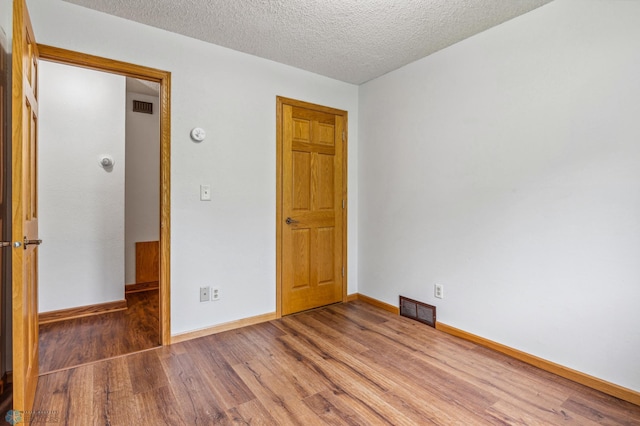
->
62, 0, 553, 84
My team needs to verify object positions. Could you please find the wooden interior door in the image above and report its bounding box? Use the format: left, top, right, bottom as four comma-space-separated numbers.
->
12, 0, 40, 412
278, 97, 347, 315
0, 7, 8, 399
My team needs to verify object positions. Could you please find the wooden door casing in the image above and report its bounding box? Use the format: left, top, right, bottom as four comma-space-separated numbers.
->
12, 0, 40, 412
36, 44, 172, 345
277, 97, 347, 316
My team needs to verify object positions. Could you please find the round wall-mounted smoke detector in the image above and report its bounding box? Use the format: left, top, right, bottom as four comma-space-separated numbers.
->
98, 155, 115, 169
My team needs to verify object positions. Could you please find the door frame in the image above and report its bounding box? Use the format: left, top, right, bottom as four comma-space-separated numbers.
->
275, 96, 348, 317
37, 45, 172, 344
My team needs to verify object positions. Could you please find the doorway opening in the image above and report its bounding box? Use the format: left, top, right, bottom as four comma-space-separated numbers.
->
36, 45, 171, 373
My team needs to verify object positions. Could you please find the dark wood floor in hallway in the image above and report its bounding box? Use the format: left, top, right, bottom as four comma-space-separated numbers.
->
33, 301, 640, 425
38, 290, 160, 374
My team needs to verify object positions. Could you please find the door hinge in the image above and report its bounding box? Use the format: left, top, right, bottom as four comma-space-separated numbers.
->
342, 199, 345, 209
342, 267, 345, 277
342, 130, 345, 141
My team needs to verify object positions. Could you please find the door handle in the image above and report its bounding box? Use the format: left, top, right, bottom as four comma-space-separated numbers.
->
24, 237, 43, 249
285, 217, 299, 225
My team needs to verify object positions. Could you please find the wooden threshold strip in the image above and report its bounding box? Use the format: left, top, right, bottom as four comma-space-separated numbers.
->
353, 292, 640, 407
38, 345, 161, 377
38, 299, 127, 325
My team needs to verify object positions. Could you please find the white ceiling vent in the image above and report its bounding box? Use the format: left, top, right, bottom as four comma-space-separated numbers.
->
132, 100, 153, 114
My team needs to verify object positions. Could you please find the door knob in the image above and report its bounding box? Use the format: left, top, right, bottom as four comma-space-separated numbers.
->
24, 237, 43, 249
285, 217, 299, 225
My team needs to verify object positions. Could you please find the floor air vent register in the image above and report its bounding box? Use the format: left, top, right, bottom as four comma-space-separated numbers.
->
400, 296, 436, 328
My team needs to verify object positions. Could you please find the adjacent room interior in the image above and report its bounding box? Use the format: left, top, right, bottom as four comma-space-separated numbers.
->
37, 60, 161, 373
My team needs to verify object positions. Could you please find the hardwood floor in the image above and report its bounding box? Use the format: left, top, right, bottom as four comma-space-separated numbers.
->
38, 290, 159, 374
32, 301, 640, 425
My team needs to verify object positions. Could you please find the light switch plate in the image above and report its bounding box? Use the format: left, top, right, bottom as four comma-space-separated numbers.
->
200, 286, 210, 302
200, 184, 211, 201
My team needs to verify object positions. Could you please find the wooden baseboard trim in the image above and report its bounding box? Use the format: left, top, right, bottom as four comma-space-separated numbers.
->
436, 322, 640, 406
38, 300, 127, 325
353, 293, 400, 315
346, 293, 358, 302
349, 294, 639, 406
125, 281, 159, 294
171, 312, 278, 344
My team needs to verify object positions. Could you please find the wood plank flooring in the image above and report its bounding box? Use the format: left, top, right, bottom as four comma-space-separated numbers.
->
32, 301, 640, 425
38, 290, 159, 374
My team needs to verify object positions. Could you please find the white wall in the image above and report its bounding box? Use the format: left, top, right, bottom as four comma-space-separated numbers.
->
39, 61, 126, 312
125, 92, 160, 285
27, 0, 359, 334
0, 1, 10, 49
359, 0, 640, 392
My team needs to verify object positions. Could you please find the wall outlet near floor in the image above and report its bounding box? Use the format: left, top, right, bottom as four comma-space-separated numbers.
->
212, 287, 220, 301
200, 286, 210, 302
434, 284, 444, 299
